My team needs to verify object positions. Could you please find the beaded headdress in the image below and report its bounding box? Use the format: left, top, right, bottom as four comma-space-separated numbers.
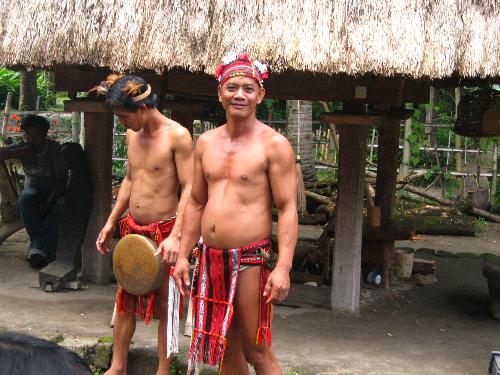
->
214, 53, 269, 88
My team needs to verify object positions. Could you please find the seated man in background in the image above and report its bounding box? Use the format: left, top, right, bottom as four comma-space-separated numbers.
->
0, 115, 66, 268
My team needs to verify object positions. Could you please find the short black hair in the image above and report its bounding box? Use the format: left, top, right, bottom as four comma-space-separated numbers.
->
0, 332, 93, 375
20, 115, 50, 134
105, 75, 157, 112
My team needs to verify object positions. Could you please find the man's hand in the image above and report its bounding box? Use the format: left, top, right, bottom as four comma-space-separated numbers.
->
173, 257, 191, 297
96, 222, 116, 254
155, 234, 180, 264
263, 266, 291, 304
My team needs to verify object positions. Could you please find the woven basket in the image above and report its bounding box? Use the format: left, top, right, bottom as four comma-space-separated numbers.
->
454, 88, 500, 137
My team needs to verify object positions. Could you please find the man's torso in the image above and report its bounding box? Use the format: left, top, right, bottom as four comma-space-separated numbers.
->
13, 139, 62, 191
127, 121, 180, 224
200, 123, 275, 248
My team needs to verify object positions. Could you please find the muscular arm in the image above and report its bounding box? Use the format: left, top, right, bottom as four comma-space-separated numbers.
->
174, 134, 208, 295
168, 126, 194, 239
178, 134, 208, 259
264, 133, 298, 303
156, 125, 194, 263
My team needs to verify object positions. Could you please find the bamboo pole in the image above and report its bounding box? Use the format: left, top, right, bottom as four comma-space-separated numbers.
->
369, 127, 376, 163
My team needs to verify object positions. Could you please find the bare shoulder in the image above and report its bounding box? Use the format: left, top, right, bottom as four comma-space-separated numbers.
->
260, 124, 295, 161
194, 125, 222, 153
166, 119, 192, 143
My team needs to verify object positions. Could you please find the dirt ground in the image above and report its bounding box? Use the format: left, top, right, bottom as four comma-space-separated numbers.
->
1, 225, 500, 374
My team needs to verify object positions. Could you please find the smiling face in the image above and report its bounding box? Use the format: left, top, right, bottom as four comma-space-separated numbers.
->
217, 76, 265, 119
113, 105, 147, 132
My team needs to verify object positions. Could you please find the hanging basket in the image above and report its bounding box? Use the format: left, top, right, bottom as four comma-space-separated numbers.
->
453, 88, 500, 137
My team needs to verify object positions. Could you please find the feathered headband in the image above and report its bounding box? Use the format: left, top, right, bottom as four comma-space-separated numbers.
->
88, 74, 151, 102
214, 53, 269, 88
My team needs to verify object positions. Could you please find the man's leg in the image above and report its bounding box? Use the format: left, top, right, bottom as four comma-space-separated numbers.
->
155, 268, 172, 375
104, 312, 136, 375
17, 187, 43, 244
223, 266, 281, 375
17, 187, 49, 266
31, 197, 63, 261
220, 312, 250, 375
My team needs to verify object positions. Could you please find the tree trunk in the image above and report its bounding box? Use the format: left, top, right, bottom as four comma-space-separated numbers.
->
19, 69, 37, 111
400, 105, 412, 177
286, 100, 315, 183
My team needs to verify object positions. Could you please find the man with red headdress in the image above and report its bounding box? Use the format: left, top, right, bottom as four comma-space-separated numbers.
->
173, 53, 298, 374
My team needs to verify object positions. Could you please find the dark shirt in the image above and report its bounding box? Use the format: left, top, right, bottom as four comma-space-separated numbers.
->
7, 139, 65, 191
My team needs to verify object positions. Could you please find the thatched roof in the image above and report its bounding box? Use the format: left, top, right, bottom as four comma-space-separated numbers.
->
0, 1, 498, 79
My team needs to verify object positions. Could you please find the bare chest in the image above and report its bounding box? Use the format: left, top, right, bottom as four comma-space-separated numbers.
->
127, 136, 174, 173
202, 143, 267, 184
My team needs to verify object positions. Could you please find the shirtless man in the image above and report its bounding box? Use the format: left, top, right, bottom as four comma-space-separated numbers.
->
95, 75, 193, 375
173, 54, 298, 375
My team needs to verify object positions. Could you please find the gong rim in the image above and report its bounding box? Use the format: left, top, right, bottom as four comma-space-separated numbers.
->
113, 234, 164, 296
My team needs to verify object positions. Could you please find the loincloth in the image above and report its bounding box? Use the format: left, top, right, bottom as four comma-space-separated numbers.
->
188, 238, 274, 374
115, 212, 182, 356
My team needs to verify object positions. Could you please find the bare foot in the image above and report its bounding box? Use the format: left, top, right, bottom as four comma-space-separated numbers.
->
103, 366, 127, 375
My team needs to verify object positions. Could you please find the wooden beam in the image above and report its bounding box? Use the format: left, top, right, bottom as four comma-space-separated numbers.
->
165, 101, 206, 112
81, 112, 113, 284
320, 113, 382, 126
55, 65, 164, 94
332, 125, 368, 313
320, 110, 412, 127
64, 100, 109, 113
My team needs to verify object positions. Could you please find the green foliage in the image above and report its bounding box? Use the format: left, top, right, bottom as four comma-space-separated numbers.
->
316, 168, 336, 182
474, 217, 487, 232
112, 123, 127, 181
0, 68, 56, 111
97, 336, 113, 344
169, 357, 183, 374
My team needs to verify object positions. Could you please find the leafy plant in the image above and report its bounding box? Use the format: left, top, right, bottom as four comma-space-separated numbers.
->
474, 217, 487, 232
0, 68, 56, 111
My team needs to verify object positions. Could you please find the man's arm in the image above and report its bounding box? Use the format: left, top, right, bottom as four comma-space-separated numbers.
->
156, 124, 194, 263
0, 144, 33, 161
173, 134, 209, 296
96, 133, 133, 254
264, 133, 298, 304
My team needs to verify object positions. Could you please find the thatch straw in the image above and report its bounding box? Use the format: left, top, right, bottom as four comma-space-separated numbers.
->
0, 0, 498, 78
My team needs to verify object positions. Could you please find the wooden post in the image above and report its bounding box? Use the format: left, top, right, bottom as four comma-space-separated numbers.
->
65, 100, 114, 285
375, 121, 401, 226
82, 112, 113, 284
332, 125, 367, 313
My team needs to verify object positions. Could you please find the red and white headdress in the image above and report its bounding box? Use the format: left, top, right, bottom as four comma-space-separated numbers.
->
214, 53, 269, 88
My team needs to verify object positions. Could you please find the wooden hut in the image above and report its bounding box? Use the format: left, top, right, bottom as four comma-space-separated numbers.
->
0, 0, 498, 313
